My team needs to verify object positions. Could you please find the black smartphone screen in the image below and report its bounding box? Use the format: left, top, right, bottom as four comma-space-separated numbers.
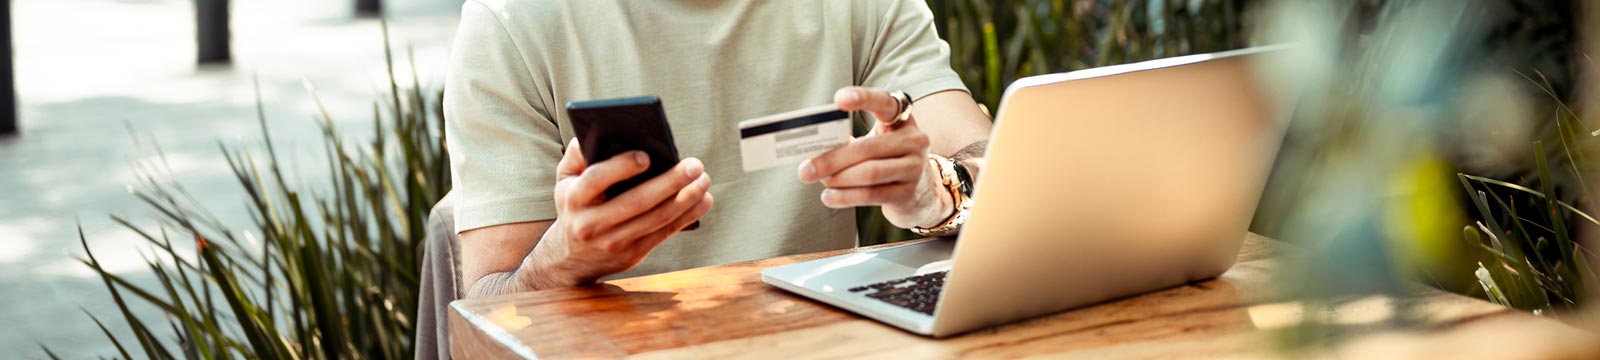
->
566, 96, 700, 230
566, 96, 682, 200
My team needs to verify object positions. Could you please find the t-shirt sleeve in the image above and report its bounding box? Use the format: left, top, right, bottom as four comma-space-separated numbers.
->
444, 1, 563, 233
856, 0, 969, 100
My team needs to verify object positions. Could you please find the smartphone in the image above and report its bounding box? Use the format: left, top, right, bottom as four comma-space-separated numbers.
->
565, 96, 698, 230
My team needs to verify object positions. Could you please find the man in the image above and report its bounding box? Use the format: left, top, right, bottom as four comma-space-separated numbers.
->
445, 0, 992, 298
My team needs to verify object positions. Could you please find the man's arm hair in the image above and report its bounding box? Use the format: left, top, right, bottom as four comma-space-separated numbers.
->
467, 272, 528, 298
460, 220, 563, 298
950, 140, 987, 162
950, 140, 987, 178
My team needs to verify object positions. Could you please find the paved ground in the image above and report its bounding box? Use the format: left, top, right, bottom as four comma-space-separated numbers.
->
0, 0, 460, 357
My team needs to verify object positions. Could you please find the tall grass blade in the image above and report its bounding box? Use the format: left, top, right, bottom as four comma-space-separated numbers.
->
83, 309, 134, 360
38, 343, 62, 360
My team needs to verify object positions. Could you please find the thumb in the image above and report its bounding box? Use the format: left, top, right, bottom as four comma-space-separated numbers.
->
556, 138, 587, 181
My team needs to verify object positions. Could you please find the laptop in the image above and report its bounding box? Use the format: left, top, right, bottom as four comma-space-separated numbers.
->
761, 46, 1294, 337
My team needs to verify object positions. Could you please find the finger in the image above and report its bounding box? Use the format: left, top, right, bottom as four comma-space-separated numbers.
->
594, 158, 704, 219
834, 86, 902, 125
556, 138, 587, 181
597, 172, 712, 251
799, 130, 928, 183
672, 192, 713, 232
819, 182, 916, 208
819, 156, 924, 188
569, 150, 651, 205
626, 192, 713, 256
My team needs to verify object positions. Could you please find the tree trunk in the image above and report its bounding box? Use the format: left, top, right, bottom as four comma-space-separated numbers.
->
1, 0, 14, 135
356, 0, 381, 17
195, 0, 229, 63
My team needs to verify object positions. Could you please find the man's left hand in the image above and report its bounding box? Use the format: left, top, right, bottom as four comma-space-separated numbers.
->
798, 87, 952, 229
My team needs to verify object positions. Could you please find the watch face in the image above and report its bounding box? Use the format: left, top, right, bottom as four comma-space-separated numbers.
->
952, 160, 975, 196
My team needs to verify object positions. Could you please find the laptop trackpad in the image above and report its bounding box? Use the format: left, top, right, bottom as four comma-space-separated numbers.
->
915, 259, 953, 275
876, 238, 956, 269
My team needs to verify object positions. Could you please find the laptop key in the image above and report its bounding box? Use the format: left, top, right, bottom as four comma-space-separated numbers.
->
855, 271, 948, 315
870, 287, 912, 297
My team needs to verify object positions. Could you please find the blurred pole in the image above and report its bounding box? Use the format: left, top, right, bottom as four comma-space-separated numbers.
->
1, 0, 14, 135
195, 0, 229, 63
356, 0, 381, 17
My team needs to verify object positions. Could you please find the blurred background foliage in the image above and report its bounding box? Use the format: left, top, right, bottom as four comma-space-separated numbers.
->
1250, 0, 1596, 318
932, 0, 1253, 111
1244, 0, 1598, 349
1451, 0, 1595, 314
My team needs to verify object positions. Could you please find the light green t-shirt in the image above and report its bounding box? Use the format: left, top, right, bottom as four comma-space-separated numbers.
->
445, 0, 967, 279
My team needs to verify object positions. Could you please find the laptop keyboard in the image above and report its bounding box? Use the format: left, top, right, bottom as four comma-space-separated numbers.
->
847, 271, 948, 315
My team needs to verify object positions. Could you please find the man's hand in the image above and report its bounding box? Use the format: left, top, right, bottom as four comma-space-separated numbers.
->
528, 139, 714, 286
797, 87, 952, 229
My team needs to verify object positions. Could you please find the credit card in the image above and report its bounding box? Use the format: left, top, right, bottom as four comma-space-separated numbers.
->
738, 104, 853, 172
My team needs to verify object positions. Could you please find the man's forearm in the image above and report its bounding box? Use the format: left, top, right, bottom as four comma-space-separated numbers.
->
465, 247, 576, 298
466, 271, 533, 298
463, 223, 584, 298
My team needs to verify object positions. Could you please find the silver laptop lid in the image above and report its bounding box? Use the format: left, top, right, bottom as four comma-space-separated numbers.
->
931, 47, 1293, 336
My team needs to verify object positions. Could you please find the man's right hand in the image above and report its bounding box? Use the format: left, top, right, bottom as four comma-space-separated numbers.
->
526, 138, 714, 286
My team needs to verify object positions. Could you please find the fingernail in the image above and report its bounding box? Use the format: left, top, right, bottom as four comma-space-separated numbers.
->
684, 158, 704, 179
820, 189, 835, 204
798, 160, 816, 181
847, 90, 861, 103
633, 151, 648, 166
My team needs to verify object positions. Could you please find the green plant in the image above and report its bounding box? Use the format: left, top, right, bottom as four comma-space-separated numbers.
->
1244, 0, 1599, 352
54, 23, 448, 359
1236, 0, 1470, 351
859, 0, 1256, 246
930, 0, 1254, 110
1444, 0, 1597, 315
1459, 76, 1599, 313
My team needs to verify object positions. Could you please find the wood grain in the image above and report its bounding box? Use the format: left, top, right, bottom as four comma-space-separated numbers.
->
449, 233, 1596, 359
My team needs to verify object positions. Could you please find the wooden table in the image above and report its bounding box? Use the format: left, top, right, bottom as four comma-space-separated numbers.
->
449, 234, 1598, 359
